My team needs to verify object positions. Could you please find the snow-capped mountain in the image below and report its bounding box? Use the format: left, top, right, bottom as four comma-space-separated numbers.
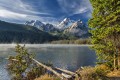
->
25, 18, 89, 38
25, 20, 57, 32
64, 20, 89, 37
57, 18, 75, 30
25, 20, 44, 29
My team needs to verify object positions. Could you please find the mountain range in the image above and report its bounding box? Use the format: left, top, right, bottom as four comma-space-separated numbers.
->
0, 18, 90, 43
25, 18, 89, 38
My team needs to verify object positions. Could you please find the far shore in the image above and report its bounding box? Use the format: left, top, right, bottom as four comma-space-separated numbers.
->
0, 44, 93, 48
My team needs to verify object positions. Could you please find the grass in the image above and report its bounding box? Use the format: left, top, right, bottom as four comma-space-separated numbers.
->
76, 65, 110, 80
34, 74, 60, 80
107, 70, 120, 77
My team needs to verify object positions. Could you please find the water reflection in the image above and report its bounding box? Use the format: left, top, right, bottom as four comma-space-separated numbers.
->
0, 44, 96, 80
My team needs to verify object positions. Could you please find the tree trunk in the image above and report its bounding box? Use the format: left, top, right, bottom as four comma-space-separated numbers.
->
118, 48, 120, 69
114, 53, 116, 70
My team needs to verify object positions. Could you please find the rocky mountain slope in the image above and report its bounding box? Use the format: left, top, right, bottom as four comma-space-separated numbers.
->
63, 20, 89, 37
57, 18, 89, 38
57, 18, 75, 30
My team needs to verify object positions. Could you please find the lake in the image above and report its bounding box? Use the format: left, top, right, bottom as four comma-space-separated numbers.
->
0, 44, 96, 80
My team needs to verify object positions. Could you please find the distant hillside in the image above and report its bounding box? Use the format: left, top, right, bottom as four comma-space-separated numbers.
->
0, 20, 58, 43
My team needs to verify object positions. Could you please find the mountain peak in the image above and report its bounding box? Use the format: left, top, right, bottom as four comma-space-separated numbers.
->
25, 20, 44, 28
25, 20, 57, 32
63, 18, 70, 22
57, 18, 75, 29
77, 19, 83, 24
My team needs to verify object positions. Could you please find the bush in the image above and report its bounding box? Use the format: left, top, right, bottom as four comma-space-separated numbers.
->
77, 66, 108, 80
79, 66, 97, 80
95, 64, 110, 76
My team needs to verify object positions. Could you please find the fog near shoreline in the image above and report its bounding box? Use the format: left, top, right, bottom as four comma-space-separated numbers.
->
0, 44, 93, 48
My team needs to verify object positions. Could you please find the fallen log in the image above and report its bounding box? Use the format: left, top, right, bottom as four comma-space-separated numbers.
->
32, 58, 64, 79
55, 67, 76, 75
32, 59, 76, 80
6, 58, 77, 80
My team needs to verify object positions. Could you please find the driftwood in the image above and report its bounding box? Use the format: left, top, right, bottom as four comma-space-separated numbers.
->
32, 58, 76, 79
32, 58, 64, 79
55, 67, 76, 75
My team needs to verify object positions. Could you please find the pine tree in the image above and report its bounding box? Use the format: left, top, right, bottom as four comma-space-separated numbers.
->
7, 45, 46, 80
89, 0, 120, 70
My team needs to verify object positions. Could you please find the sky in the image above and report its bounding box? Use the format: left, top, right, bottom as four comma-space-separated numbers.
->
0, 0, 92, 24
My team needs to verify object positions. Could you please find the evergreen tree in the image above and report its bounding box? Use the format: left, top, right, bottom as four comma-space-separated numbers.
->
89, 0, 120, 70
7, 45, 46, 80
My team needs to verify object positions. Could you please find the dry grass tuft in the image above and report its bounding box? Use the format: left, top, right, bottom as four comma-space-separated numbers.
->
107, 70, 120, 77
34, 74, 60, 80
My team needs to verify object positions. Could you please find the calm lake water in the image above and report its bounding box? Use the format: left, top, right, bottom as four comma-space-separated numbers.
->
0, 44, 96, 80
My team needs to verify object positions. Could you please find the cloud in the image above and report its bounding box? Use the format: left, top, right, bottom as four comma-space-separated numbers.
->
0, 0, 51, 16
0, 0, 53, 23
0, 0, 34, 13
57, 0, 92, 17
0, 8, 58, 24
0, 0, 92, 24
74, 8, 88, 14
0, 9, 27, 19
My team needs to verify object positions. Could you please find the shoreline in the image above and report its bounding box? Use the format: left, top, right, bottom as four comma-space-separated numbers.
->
0, 44, 93, 48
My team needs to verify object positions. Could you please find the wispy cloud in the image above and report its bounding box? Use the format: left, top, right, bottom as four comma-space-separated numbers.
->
0, 9, 27, 19
0, 9, 56, 24
0, 0, 32, 13
0, 0, 92, 23
74, 8, 88, 14
57, 0, 92, 17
